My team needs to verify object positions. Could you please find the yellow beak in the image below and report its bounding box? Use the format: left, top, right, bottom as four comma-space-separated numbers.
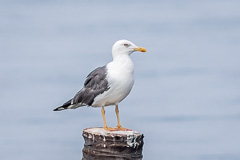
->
134, 47, 147, 52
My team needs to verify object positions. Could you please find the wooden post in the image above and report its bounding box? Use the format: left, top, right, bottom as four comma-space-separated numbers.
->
82, 128, 144, 160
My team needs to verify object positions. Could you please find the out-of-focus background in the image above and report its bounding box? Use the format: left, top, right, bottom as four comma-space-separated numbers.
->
1, 0, 240, 160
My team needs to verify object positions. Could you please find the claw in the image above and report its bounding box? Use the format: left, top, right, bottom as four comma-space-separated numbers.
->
117, 126, 132, 131
104, 127, 118, 131
104, 126, 132, 131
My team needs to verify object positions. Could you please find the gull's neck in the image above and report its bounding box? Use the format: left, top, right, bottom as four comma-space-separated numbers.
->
110, 51, 134, 74
112, 50, 132, 61
112, 53, 132, 63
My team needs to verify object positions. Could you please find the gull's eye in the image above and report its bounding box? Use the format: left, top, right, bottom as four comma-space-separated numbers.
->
124, 44, 130, 47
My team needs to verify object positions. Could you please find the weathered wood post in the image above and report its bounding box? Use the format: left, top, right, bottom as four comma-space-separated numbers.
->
82, 128, 144, 160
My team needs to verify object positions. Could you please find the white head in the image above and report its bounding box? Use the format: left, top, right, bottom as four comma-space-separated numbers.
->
112, 40, 147, 59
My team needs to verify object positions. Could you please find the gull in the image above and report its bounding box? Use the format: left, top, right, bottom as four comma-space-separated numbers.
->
53, 40, 147, 131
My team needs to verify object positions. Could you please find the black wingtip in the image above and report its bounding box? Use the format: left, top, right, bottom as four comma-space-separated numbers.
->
53, 106, 66, 111
54, 99, 72, 111
53, 108, 58, 111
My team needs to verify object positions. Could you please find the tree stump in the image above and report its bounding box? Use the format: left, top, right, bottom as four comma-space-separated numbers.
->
82, 128, 144, 160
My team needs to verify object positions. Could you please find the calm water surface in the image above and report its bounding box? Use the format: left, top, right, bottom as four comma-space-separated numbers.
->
1, 1, 240, 160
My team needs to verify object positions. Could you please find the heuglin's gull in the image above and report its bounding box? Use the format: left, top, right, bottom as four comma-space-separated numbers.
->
53, 40, 147, 131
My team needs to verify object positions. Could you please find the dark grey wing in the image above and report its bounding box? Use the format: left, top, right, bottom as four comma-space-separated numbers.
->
72, 66, 110, 106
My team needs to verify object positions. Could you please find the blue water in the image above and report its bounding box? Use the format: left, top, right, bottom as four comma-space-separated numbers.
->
1, 0, 240, 160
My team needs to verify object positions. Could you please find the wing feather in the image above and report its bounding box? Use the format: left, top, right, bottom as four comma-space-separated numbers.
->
73, 66, 110, 106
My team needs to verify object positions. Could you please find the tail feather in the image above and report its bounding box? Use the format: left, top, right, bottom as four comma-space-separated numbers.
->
53, 99, 72, 111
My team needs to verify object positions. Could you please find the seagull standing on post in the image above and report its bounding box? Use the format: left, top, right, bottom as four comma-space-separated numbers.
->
53, 40, 147, 131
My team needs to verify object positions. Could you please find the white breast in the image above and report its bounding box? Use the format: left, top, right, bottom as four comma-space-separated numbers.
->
92, 55, 134, 107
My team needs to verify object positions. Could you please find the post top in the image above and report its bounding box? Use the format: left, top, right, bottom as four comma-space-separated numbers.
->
83, 127, 142, 137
